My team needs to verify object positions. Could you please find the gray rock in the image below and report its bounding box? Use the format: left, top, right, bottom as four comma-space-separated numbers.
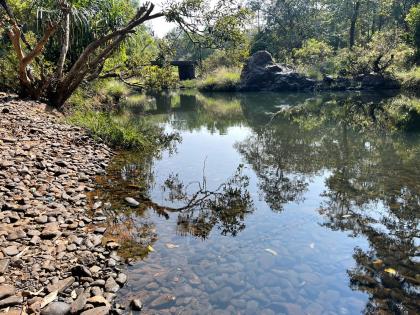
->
0, 295, 23, 307
70, 291, 87, 314
240, 51, 316, 92
47, 277, 75, 293
2, 245, 19, 256
41, 302, 71, 315
104, 277, 119, 293
124, 197, 139, 207
115, 273, 127, 285
41, 222, 61, 239
130, 299, 142, 311
80, 306, 110, 315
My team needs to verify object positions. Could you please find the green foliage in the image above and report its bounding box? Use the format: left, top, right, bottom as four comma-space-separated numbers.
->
406, 3, 420, 62
293, 39, 334, 78
101, 81, 129, 102
140, 66, 178, 92
198, 68, 241, 92
396, 67, 420, 91
67, 109, 155, 149
202, 46, 249, 73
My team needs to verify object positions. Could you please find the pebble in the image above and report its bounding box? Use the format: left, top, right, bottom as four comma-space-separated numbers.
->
124, 197, 139, 207
40, 302, 71, 315
105, 277, 120, 293
0, 96, 129, 314
2, 246, 19, 257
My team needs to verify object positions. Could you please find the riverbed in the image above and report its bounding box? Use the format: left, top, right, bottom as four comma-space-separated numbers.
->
97, 91, 420, 314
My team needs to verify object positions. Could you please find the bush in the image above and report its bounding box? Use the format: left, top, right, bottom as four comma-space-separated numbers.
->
332, 31, 411, 77
293, 39, 334, 77
406, 4, 420, 62
203, 49, 249, 74
198, 68, 241, 92
101, 80, 129, 102
396, 67, 420, 91
140, 66, 178, 91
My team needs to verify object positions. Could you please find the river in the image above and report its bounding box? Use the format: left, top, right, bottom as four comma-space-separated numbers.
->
95, 91, 420, 314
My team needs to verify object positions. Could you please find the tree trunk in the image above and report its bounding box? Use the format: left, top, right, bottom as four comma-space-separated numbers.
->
349, 0, 360, 48
57, 9, 70, 80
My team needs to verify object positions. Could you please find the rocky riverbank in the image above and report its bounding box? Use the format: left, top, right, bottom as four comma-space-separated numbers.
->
239, 51, 401, 92
0, 93, 131, 314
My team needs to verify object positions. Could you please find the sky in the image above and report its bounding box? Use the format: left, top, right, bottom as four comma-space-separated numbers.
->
146, 0, 219, 38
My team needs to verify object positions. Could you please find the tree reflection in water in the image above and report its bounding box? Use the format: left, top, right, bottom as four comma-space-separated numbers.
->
96, 91, 419, 312
238, 92, 420, 314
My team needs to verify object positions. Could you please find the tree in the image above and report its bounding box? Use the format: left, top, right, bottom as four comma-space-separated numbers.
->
406, 3, 420, 62
0, 0, 250, 107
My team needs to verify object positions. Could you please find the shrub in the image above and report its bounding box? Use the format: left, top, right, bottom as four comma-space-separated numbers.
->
198, 68, 241, 92
406, 4, 420, 62
332, 31, 410, 77
140, 66, 178, 91
396, 67, 420, 91
293, 39, 334, 70
101, 80, 129, 102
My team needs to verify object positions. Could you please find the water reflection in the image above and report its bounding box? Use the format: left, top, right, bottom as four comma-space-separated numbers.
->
97, 90, 420, 314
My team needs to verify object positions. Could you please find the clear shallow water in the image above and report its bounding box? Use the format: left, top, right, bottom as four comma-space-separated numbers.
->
97, 91, 420, 314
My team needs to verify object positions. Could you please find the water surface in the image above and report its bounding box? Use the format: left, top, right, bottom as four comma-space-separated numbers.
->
98, 91, 420, 314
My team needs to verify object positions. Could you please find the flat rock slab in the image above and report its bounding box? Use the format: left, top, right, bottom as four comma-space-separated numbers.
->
0, 295, 23, 308
0, 260, 10, 275
2, 246, 19, 257
40, 302, 71, 315
80, 306, 110, 315
0, 285, 15, 299
47, 277, 75, 293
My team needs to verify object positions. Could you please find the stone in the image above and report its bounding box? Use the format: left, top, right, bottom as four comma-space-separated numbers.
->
2, 246, 19, 257
240, 51, 316, 92
0, 259, 10, 274
104, 277, 119, 293
41, 302, 71, 315
89, 266, 101, 274
41, 222, 61, 239
124, 197, 139, 207
86, 296, 110, 307
47, 277, 75, 293
106, 241, 120, 250
150, 295, 176, 308
0, 284, 15, 299
0, 295, 23, 308
71, 265, 92, 278
115, 273, 127, 285
80, 306, 110, 315
70, 292, 87, 314
130, 299, 142, 311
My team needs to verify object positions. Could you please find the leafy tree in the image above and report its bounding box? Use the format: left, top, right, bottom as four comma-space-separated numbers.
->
0, 0, 250, 107
406, 3, 420, 62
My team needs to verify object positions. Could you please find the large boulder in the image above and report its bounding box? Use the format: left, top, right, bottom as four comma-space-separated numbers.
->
239, 51, 316, 91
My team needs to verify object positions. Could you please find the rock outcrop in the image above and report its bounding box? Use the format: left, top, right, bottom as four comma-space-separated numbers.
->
239, 51, 401, 92
239, 51, 316, 92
